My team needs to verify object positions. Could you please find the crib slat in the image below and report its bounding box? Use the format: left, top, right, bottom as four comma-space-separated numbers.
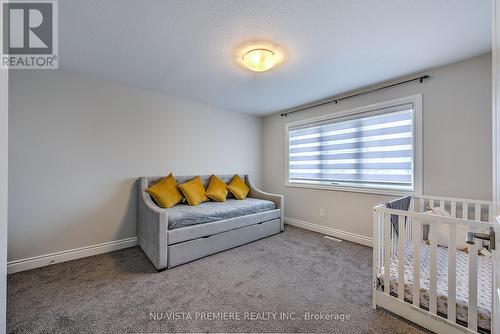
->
373, 210, 379, 309
412, 218, 420, 307
406, 221, 411, 242
429, 223, 438, 315
451, 201, 457, 218
379, 212, 383, 272
430, 199, 434, 208
384, 213, 391, 295
440, 200, 445, 208
463, 202, 469, 220
475, 203, 481, 221
392, 222, 397, 258
397, 215, 405, 301
468, 241, 478, 331
489, 204, 495, 222
447, 223, 457, 323
419, 198, 424, 212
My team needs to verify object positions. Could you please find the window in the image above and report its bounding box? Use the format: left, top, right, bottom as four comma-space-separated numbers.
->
286, 96, 421, 194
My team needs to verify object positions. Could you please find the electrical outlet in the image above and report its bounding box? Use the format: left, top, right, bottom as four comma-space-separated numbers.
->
319, 209, 325, 217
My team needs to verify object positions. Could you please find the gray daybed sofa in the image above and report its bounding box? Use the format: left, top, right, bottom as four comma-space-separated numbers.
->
138, 174, 284, 270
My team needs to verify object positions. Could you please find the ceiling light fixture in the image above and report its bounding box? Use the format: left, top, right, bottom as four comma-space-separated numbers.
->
241, 48, 278, 72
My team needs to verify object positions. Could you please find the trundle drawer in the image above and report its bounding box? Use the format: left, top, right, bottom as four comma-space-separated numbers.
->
167, 219, 280, 268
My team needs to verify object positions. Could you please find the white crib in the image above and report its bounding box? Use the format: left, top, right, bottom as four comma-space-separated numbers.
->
373, 195, 497, 334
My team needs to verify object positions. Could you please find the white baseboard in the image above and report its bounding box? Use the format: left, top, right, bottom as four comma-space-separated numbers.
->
8, 220, 371, 273
285, 217, 373, 247
7, 237, 138, 274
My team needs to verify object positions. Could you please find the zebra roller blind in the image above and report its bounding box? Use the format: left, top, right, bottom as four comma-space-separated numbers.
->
288, 102, 414, 191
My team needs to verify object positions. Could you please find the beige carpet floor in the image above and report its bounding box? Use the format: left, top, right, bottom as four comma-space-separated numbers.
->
7, 226, 430, 333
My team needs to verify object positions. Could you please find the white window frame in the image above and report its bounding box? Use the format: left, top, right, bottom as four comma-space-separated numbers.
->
285, 94, 423, 196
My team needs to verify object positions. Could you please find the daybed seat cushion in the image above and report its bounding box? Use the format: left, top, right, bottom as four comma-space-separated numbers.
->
167, 198, 276, 230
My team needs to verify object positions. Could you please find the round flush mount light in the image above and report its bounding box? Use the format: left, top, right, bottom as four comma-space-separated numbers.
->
241, 48, 278, 72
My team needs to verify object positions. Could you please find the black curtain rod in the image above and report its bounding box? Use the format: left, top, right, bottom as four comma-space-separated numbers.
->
280, 75, 430, 117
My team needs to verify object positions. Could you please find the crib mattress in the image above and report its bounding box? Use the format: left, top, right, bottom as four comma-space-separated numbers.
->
378, 241, 492, 332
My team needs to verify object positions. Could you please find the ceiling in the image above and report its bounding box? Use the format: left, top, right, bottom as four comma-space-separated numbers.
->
60, 0, 492, 116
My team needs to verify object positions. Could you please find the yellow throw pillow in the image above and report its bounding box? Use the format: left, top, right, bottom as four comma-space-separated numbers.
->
146, 173, 183, 208
178, 176, 209, 206
205, 175, 228, 202
227, 174, 249, 200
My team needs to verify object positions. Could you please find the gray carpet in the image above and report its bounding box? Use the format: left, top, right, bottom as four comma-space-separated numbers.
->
7, 226, 430, 333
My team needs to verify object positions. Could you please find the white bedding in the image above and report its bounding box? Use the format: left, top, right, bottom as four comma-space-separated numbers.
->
378, 241, 492, 332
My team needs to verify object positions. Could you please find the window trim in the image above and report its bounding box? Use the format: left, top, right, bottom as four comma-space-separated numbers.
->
285, 94, 423, 196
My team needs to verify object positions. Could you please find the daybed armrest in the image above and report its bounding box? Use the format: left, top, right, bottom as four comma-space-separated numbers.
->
137, 177, 168, 270
246, 176, 284, 231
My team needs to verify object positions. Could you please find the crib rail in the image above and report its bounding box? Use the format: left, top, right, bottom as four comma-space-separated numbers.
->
373, 195, 495, 334
414, 195, 495, 222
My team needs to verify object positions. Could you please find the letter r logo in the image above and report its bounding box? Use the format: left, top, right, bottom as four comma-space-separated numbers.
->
3, 2, 53, 54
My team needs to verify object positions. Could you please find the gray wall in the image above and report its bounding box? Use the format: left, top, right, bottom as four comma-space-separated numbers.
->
0, 67, 7, 334
262, 54, 492, 239
8, 70, 263, 262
